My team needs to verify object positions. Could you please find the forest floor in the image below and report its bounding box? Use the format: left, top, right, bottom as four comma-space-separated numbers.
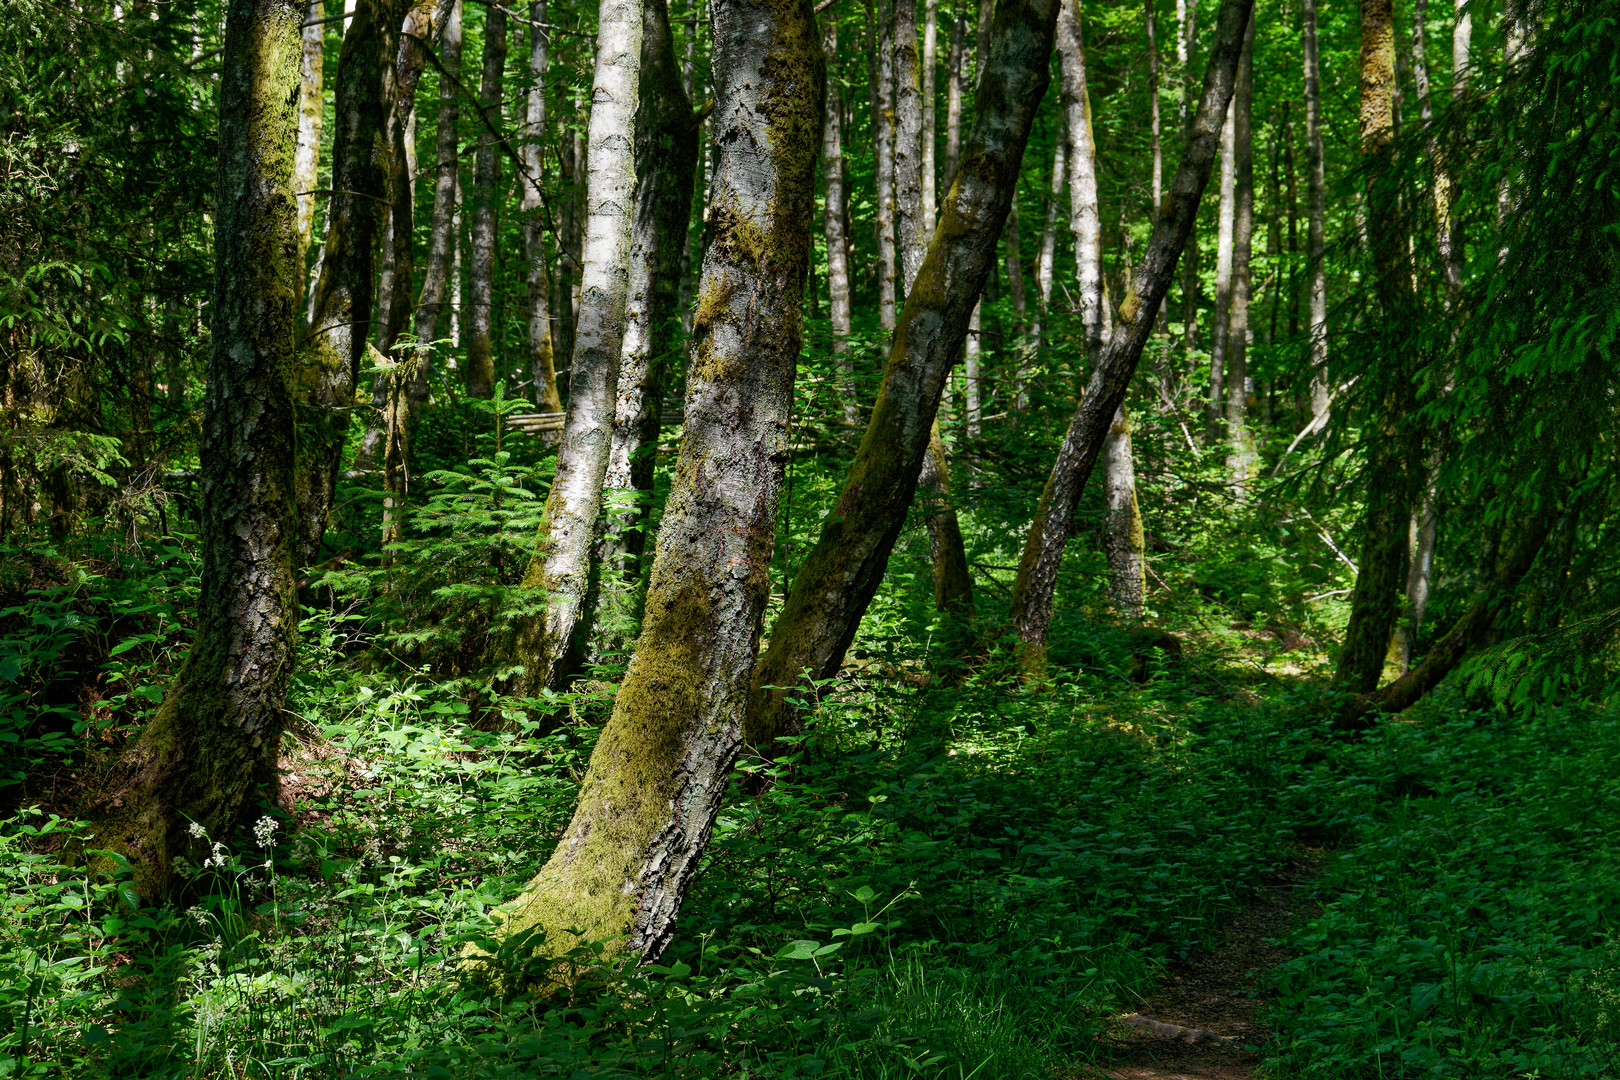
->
1083, 850, 1326, 1080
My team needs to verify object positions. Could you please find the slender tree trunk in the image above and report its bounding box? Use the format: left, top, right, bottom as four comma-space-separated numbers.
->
1334, 0, 1422, 692
510, 0, 644, 694
297, 0, 409, 569
922, 0, 937, 218
486, 0, 822, 966
294, 0, 325, 283
964, 299, 982, 438
871, 0, 898, 331
1008, 0, 1254, 668
98, 0, 305, 900
1178, 0, 1198, 363
1003, 194, 1026, 324
524, 0, 562, 422
748, 0, 1063, 746
1302, 0, 1328, 426
413, 0, 460, 351
1033, 126, 1065, 346
464, 4, 507, 399
824, 16, 858, 424
895, 0, 971, 617
1206, 98, 1234, 441
1145, 0, 1161, 217
1102, 406, 1144, 619
1224, 15, 1254, 496
945, 14, 963, 191
588, 0, 699, 661
554, 109, 579, 371
893, 0, 925, 293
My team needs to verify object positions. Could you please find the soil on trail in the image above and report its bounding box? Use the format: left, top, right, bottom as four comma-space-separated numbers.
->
1084, 852, 1324, 1080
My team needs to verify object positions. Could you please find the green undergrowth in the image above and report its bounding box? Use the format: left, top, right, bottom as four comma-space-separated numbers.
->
1264, 697, 1620, 1079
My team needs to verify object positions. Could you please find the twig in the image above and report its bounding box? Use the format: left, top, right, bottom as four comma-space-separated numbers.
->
1304, 587, 1353, 604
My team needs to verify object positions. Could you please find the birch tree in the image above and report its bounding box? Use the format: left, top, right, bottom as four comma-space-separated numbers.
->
1302, 0, 1328, 428
1224, 15, 1255, 496
464, 4, 506, 399
1008, 0, 1255, 668
524, 0, 563, 421
824, 15, 858, 423
485, 0, 822, 967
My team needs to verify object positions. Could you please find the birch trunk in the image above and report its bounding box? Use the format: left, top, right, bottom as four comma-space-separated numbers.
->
964, 299, 982, 438
588, 0, 699, 661
297, 0, 408, 569
748, 0, 1063, 746
1008, 0, 1254, 666
1177, 0, 1198, 360
873, 0, 898, 330
524, 0, 562, 421
554, 111, 579, 371
510, 0, 644, 695
1102, 406, 1144, 619
1302, 0, 1328, 426
294, 0, 325, 273
1223, 15, 1254, 497
1206, 100, 1234, 441
922, 0, 937, 218
1032, 127, 1065, 352
1334, 0, 1422, 693
823, 16, 858, 424
464, 4, 506, 399
944, 14, 963, 190
486, 0, 821, 967
1145, 0, 1161, 216
97, 0, 304, 900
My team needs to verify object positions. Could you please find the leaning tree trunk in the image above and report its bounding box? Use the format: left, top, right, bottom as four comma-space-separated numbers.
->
296, 0, 409, 569
1224, 15, 1254, 498
587, 0, 699, 663
508, 0, 643, 695
1334, 0, 1423, 693
1007, 0, 1254, 668
464, 4, 507, 399
483, 0, 822, 968
748, 0, 1063, 747
95, 0, 305, 901
524, 0, 563, 421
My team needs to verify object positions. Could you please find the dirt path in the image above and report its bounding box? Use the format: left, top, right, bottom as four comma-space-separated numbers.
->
1082, 852, 1323, 1080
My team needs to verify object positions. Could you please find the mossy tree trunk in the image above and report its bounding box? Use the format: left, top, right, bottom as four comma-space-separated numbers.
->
508, 0, 644, 695
297, 0, 409, 568
1333, 0, 1423, 693
294, 0, 324, 284
587, 0, 699, 662
94, 0, 305, 900
748, 0, 1063, 747
486, 0, 822, 966
1007, 0, 1254, 669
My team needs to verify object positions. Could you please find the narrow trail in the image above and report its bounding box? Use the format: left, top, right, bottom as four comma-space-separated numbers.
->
1082, 852, 1324, 1080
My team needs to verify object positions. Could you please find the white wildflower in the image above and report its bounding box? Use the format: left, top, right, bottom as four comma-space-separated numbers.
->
253, 815, 278, 850
187, 821, 207, 840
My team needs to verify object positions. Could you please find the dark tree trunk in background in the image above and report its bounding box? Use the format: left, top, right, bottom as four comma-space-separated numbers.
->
749, 0, 1063, 746
96, 0, 306, 901
297, 0, 410, 569
485, 0, 822, 966
524, 0, 563, 421
588, 0, 699, 662
1335, 0, 1422, 693
464, 4, 507, 399
509, 0, 644, 695
1008, 0, 1254, 668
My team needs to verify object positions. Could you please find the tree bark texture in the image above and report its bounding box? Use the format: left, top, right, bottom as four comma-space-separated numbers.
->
524, 0, 563, 420
1102, 405, 1144, 620
487, 0, 822, 966
748, 0, 1063, 746
413, 0, 461, 352
1302, 0, 1329, 425
1223, 16, 1254, 497
294, 0, 325, 271
510, 0, 644, 694
873, 0, 898, 331
922, 0, 937, 217
297, 0, 408, 569
464, 3, 506, 399
893, 0, 925, 295
1007, 0, 1254, 665
1145, 0, 1161, 218
823, 15, 858, 425
1057, 1, 1101, 366
1335, 0, 1422, 693
588, 0, 699, 660
98, 0, 305, 900
1206, 99, 1234, 440
944, 13, 963, 192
